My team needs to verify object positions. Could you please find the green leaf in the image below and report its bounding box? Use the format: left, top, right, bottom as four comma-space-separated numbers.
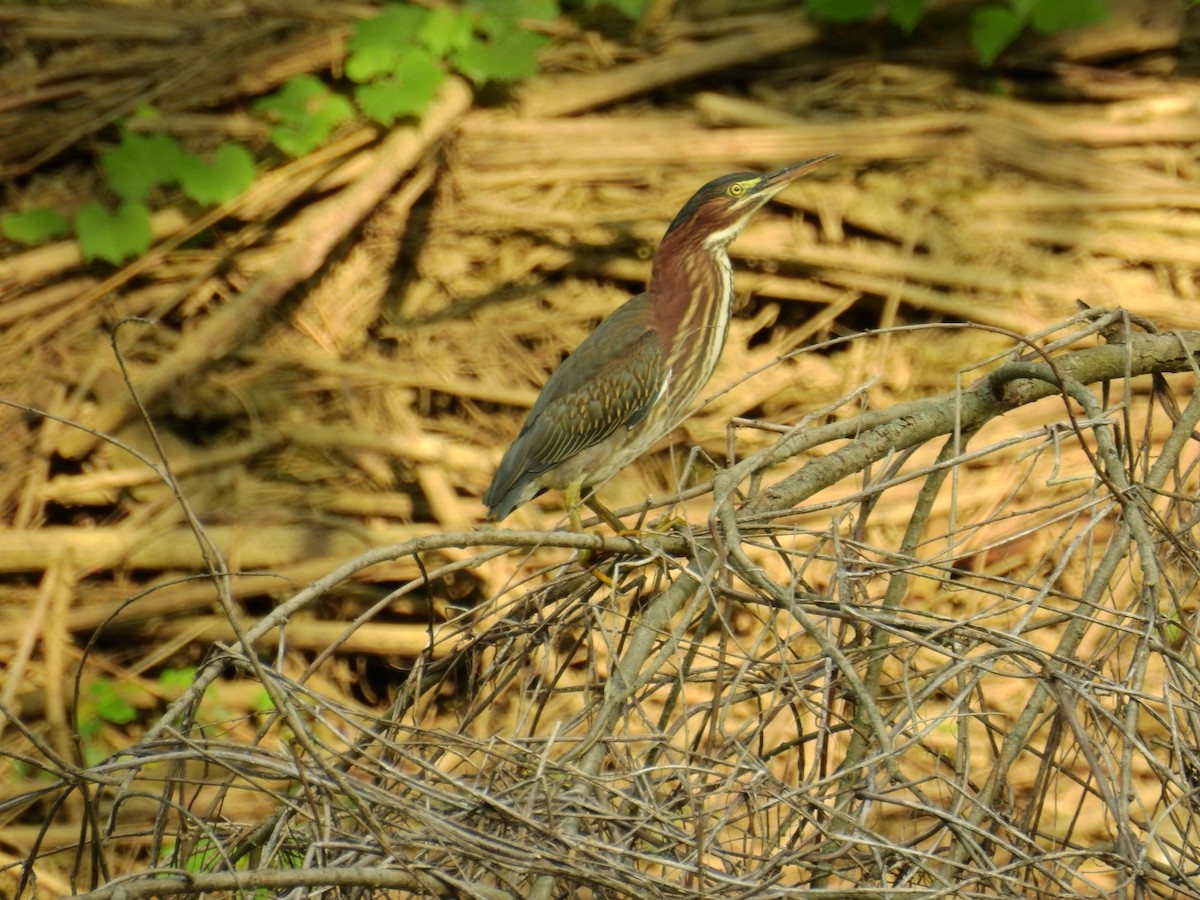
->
1028, 0, 1108, 34
184, 839, 221, 873
177, 143, 256, 205
805, 0, 879, 23
2, 207, 70, 244
79, 715, 104, 741
157, 667, 196, 691
970, 4, 1026, 66
267, 115, 344, 157
452, 20, 548, 84
90, 680, 138, 725
254, 74, 325, 120
469, 0, 559, 20
346, 44, 402, 84
76, 200, 153, 264
346, 4, 429, 82
101, 132, 189, 201
253, 76, 355, 156
1009, 0, 1041, 16
419, 6, 476, 56
355, 49, 446, 124
887, 0, 925, 33
586, 0, 649, 20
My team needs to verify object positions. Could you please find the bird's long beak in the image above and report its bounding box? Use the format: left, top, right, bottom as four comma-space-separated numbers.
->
760, 154, 837, 195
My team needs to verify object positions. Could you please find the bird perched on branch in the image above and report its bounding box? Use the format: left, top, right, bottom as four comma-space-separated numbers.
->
485, 155, 835, 527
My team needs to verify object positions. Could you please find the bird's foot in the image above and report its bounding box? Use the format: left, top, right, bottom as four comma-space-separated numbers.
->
647, 513, 688, 533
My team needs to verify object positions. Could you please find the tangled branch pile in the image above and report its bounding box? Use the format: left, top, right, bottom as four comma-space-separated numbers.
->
7, 310, 1200, 899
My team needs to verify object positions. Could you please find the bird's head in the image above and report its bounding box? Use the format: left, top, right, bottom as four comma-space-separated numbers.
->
663, 154, 835, 251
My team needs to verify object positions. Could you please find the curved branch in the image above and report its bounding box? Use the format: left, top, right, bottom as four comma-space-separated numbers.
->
740, 326, 1200, 521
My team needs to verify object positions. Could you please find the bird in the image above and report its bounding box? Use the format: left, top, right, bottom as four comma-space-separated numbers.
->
484, 155, 835, 527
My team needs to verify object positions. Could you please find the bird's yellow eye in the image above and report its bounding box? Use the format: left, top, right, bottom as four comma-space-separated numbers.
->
728, 182, 745, 197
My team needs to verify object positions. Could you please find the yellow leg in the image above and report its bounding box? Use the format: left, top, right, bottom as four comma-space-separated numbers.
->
561, 487, 628, 535
563, 481, 626, 532
585, 497, 626, 532
648, 512, 688, 532
563, 481, 618, 587
564, 481, 584, 532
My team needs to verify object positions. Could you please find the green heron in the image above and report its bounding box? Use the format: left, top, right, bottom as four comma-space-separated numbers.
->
485, 155, 835, 525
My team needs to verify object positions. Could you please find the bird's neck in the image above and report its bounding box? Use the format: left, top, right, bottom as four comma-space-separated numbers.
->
648, 229, 735, 381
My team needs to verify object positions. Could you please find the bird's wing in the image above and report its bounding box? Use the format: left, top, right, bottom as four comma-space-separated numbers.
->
520, 325, 665, 472
487, 294, 666, 498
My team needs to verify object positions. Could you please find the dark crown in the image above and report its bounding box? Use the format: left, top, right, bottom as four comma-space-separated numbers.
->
663, 172, 760, 238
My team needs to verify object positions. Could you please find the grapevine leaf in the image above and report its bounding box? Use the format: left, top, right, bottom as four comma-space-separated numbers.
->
468, 0, 559, 20
253, 74, 325, 120
355, 50, 445, 124
419, 7, 476, 56
1029, 0, 1108, 34
452, 20, 548, 84
101, 132, 188, 201
805, 0, 879, 23
347, 44, 401, 84
76, 200, 153, 264
253, 76, 354, 156
346, 4, 429, 82
268, 116, 342, 157
970, 4, 1025, 66
177, 143, 256, 205
1, 207, 70, 244
90, 680, 138, 725
595, 0, 650, 19
887, 0, 925, 33
157, 667, 196, 691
